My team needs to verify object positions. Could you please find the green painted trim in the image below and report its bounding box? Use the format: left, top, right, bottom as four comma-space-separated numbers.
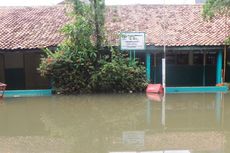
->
134, 45, 224, 52
216, 50, 223, 84
3, 89, 52, 97
166, 86, 228, 93
146, 53, 151, 82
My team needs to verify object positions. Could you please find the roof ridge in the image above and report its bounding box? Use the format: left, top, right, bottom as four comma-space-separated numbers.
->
0, 5, 65, 9
107, 4, 203, 7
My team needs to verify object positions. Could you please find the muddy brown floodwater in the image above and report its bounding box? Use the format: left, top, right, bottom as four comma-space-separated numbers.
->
0, 93, 229, 153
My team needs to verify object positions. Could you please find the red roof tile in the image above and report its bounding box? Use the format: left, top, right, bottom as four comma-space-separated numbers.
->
105, 5, 230, 47
0, 4, 229, 50
0, 6, 68, 50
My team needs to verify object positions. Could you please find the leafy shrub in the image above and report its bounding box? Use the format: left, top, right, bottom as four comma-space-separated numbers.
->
39, 0, 147, 94
39, 48, 97, 94
91, 50, 147, 93
39, 8, 98, 94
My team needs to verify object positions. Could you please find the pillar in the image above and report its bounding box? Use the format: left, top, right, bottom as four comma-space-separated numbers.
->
216, 50, 223, 84
154, 52, 157, 83
146, 53, 151, 82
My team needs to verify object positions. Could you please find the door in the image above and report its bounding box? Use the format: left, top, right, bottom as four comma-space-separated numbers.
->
4, 53, 25, 90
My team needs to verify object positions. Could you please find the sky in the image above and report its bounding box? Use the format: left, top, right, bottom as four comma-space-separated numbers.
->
0, 0, 195, 6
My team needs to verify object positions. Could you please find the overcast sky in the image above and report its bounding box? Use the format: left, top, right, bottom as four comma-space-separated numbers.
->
0, 0, 195, 6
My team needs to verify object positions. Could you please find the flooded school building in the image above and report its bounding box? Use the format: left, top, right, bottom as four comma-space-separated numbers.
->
0, 4, 230, 90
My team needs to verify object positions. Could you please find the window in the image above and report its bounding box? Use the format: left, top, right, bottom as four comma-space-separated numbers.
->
166, 51, 176, 64
206, 52, 216, 65
177, 52, 188, 65
193, 51, 203, 65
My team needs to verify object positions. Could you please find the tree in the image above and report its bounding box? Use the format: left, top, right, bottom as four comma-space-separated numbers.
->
39, 0, 147, 94
72, 0, 105, 52
39, 0, 98, 93
203, 0, 230, 19
203, 0, 230, 44
90, 0, 105, 52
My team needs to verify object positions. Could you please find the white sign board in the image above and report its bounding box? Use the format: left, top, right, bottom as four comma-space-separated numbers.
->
120, 32, 145, 50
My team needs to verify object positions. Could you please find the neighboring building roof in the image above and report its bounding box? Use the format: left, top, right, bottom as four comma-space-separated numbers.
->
195, 0, 206, 4
106, 5, 230, 47
0, 4, 229, 50
0, 6, 68, 50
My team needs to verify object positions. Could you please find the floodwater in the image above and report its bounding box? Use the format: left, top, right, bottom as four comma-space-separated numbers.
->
0, 93, 229, 153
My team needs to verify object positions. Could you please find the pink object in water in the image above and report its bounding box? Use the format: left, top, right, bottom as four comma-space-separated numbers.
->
146, 84, 163, 93
146, 93, 163, 102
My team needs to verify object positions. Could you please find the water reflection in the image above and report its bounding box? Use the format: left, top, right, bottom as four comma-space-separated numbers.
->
0, 93, 229, 153
110, 151, 190, 153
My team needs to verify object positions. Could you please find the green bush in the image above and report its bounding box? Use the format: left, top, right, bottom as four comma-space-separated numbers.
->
91, 50, 147, 93
39, 48, 147, 94
38, 0, 147, 94
39, 48, 97, 94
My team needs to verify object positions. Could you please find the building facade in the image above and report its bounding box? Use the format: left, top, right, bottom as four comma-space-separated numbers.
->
0, 4, 229, 90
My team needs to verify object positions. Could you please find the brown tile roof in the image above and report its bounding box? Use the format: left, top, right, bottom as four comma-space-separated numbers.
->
0, 4, 229, 50
105, 5, 230, 47
0, 6, 68, 50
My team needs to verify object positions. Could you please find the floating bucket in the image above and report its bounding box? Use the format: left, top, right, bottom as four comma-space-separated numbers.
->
146, 84, 163, 93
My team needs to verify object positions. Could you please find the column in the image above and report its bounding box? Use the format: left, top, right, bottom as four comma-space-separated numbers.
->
154, 52, 157, 83
146, 53, 151, 82
216, 50, 223, 84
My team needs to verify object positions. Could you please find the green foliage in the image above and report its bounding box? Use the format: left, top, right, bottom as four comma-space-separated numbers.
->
224, 36, 230, 45
39, 0, 97, 94
39, 47, 97, 94
90, 0, 105, 51
39, 0, 147, 94
91, 49, 147, 93
203, 0, 230, 19
203, 0, 230, 45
